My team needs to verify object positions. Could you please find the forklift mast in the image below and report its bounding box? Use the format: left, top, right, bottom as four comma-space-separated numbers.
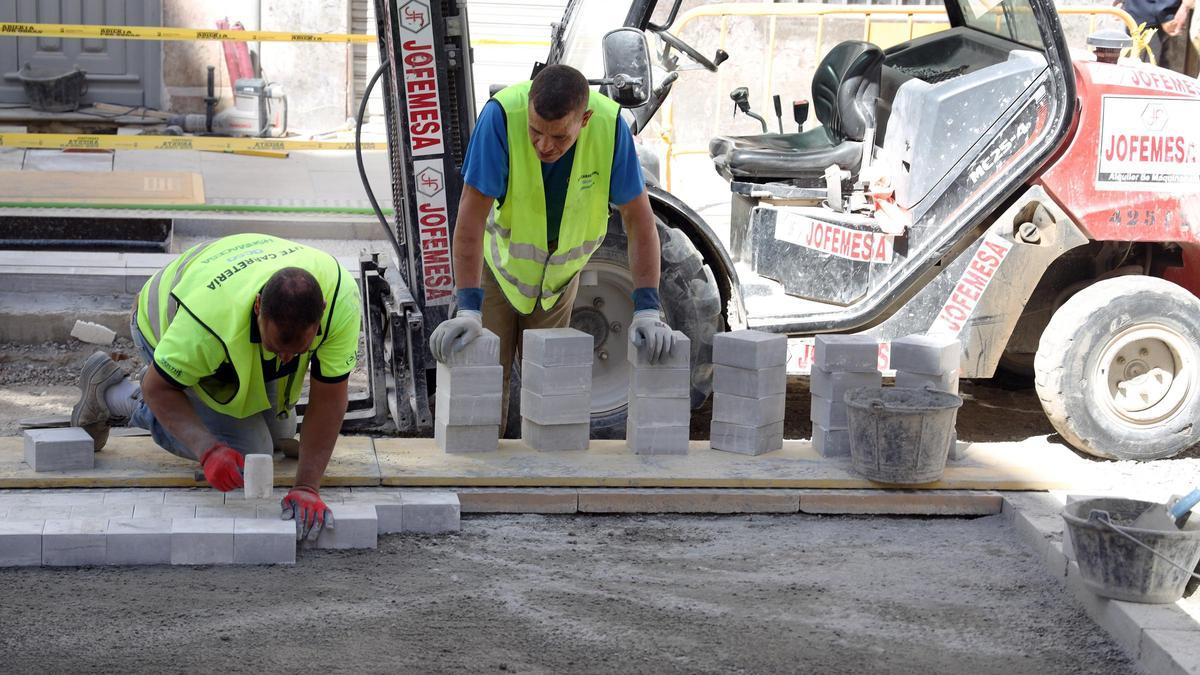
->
342, 0, 475, 434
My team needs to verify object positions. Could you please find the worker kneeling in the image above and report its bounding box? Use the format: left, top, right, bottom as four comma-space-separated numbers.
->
430, 64, 677, 422
71, 233, 361, 541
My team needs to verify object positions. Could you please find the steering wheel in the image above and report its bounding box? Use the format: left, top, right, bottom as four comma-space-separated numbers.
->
654, 28, 722, 72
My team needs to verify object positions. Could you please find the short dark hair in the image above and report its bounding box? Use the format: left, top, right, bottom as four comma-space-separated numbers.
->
260, 267, 324, 342
529, 64, 589, 121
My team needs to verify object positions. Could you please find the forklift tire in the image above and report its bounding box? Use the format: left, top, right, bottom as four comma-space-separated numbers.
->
1034, 276, 1200, 460
580, 213, 723, 438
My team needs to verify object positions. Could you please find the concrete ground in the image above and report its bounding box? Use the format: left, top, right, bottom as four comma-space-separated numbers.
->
0, 513, 1135, 674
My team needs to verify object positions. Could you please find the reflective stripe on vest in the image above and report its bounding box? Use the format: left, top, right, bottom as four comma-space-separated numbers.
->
485, 81, 617, 314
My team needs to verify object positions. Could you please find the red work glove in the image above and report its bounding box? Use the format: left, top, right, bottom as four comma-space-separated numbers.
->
199, 442, 245, 492
281, 486, 335, 541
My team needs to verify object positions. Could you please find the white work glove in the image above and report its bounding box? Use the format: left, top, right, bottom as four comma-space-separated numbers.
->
630, 309, 677, 365
429, 310, 483, 363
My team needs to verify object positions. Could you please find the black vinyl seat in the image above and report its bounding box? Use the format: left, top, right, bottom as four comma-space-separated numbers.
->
709, 41, 884, 184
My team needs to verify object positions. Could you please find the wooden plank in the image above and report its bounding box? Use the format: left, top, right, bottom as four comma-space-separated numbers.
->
0, 170, 204, 205
0, 435, 379, 488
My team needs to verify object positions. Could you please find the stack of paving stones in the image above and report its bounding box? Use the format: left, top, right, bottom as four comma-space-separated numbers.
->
521, 328, 594, 451
890, 333, 963, 460
810, 335, 882, 458
0, 488, 460, 567
23, 427, 95, 472
435, 328, 502, 453
710, 330, 787, 455
626, 331, 691, 455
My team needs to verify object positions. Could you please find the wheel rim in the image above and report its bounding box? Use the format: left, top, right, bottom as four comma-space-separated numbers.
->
571, 260, 634, 416
1093, 323, 1195, 426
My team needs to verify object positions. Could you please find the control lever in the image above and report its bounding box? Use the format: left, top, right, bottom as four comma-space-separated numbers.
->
793, 99, 810, 132
652, 71, 680, 100
730, 87, 767, 133
773, 95, 783, 134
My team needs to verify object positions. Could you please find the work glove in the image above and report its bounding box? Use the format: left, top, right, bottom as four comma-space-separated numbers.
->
199, 442, 245, 492
630, 310, 677, 365
429, 310, 483, 363
281, 485, 335, 541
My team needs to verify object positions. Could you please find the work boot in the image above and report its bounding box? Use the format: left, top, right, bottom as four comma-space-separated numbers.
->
71, 351, 128, 452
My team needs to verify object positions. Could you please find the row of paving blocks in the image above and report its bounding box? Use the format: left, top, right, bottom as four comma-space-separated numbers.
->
0, 489, 460, 567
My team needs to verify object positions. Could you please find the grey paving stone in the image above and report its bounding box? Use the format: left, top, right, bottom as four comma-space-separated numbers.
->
520, 389, 590, 425
102, 490, 166, 505
520, 360, 591, 396
813, 334, 879, 372
895, 370, 960, 393
890, 334, 960, 376
0, 520, 44, 566
434, 419, 499, 453
712, 330, 787, 369
43, 518, 107, 566
70, 504, 134, 520
627, 395, 690, 427
521, 419, 590, 451
315, 503, 378, 549
809, 367, 882, 402
375, 502, 403, 534
436, 363, 503, 398
242, 454, 274, 500
626, 422, 689, 455
163, 490, 226, 506
522, 328, 593, 366
106, 518, 172, 565
712, 392, 785, 426
171, 518, 235, 565
810, 394, 849, 429
234, 518, 296, 565
813, 425, 853, 458
713, 364, 786, 398
196, 504, 260, 518
441, 328, 500, 367
627, 330, 690, 368
434, 390, 502, 425
401, 492, 461, 534
256, 504, 288, 520
133, 504, 197, 519
7, 505, 72, 520
630, 366, 690, 398
23, 427, 94, 472
710, 420, 785, 456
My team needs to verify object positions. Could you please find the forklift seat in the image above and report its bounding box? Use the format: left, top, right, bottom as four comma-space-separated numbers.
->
709, 41, 884, 184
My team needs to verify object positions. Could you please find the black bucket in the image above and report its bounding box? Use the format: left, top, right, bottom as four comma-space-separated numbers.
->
1063, 497, 1200, 604
18, 63, 89, 112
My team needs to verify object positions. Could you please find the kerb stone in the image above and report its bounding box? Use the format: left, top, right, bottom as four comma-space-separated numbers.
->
520, 389, 590, 425
24, 427, 95, 472
106, 517, 172, 565
627, 331, 690, 368
812, 425, 852, 458
522, 328, 593, 366
630, 366, 690, 398
234, 518, 296, 564
809, 367, 882, 402
710, 420, 784, 456
520, 360, 591, 396
813, 334, 879, 372
434, 419, 499, 454
43, 518, 107, 566
434, 390, 502, 426
627, 396, 690, 427
890, 334, 960, 375
809, 395, 849, 429
522, 419, 590, 451
626, 422, 689, 455
402, 492, 461, 533
436, 363, 503, 398
171, 518, 235, 565
712, 392, 785, 426
713, 364, 786, 398
315, 503, 378, 549
442, 329, 500, 367
712, 330, 787, 369
0, 520, 44, 566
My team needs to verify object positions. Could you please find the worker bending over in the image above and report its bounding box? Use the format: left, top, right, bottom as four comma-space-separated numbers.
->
72, 233, 361, 540
430, 64, 676, 425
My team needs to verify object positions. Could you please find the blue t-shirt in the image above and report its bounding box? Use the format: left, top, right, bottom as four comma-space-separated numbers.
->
1122, 0, 1179, 26
462, 99, 645, 242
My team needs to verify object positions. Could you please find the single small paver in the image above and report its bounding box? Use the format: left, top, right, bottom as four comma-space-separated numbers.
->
809, 394, 849, 429
234, 518, 296, 564
522, 328, 593, 366
520, 361, 591, 396
315, 503, 378, 549
401, 492, 461, 534
171, 517, 235, 565
435, 363, 503, 398
434, 390, 502, 426
629, 366, 690, 398
106, 517, 172, 565
519, 389, 590, 425
890, 334, 960, 375
243, 454, 274, 500
712, 330, 787, 369
627, 396, 690, 426
813, 334, 878, 372
712, 364, 786, 398
626, 422, 689, 455
43, 518, 107, 566
0, 519, 44, 566
812, 425, 852, 458
712, 392, 785, 426
521, 419, 590, 451
70, 320, 117, 346
809, 368, 882, 402
441, 328, 500, 367
709, 420, 784, 456
23, 427, 95, 472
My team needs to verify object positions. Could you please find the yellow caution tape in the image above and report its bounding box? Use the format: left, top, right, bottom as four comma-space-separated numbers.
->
0, 21, 375, 43
0, 22, 551, 47
0, 133, 386, 152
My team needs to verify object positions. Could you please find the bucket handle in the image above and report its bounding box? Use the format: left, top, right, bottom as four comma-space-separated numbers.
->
1088, 509, 1200, 581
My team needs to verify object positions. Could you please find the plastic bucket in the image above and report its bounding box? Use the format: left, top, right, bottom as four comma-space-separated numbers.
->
18, 64, 88, 112
845, 386, 962, 484
1063, 497, 1200, 604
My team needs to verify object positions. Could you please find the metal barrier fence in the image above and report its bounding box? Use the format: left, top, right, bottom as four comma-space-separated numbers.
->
657, 3, 1139, 191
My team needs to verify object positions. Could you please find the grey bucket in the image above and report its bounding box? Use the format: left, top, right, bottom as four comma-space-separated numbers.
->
1063, 497, 1200, 604
845, 386, 962, 484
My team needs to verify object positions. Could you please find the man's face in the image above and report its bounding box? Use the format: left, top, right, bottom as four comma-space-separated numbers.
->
527, 104, 592, 163
255, 297, 319, 364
